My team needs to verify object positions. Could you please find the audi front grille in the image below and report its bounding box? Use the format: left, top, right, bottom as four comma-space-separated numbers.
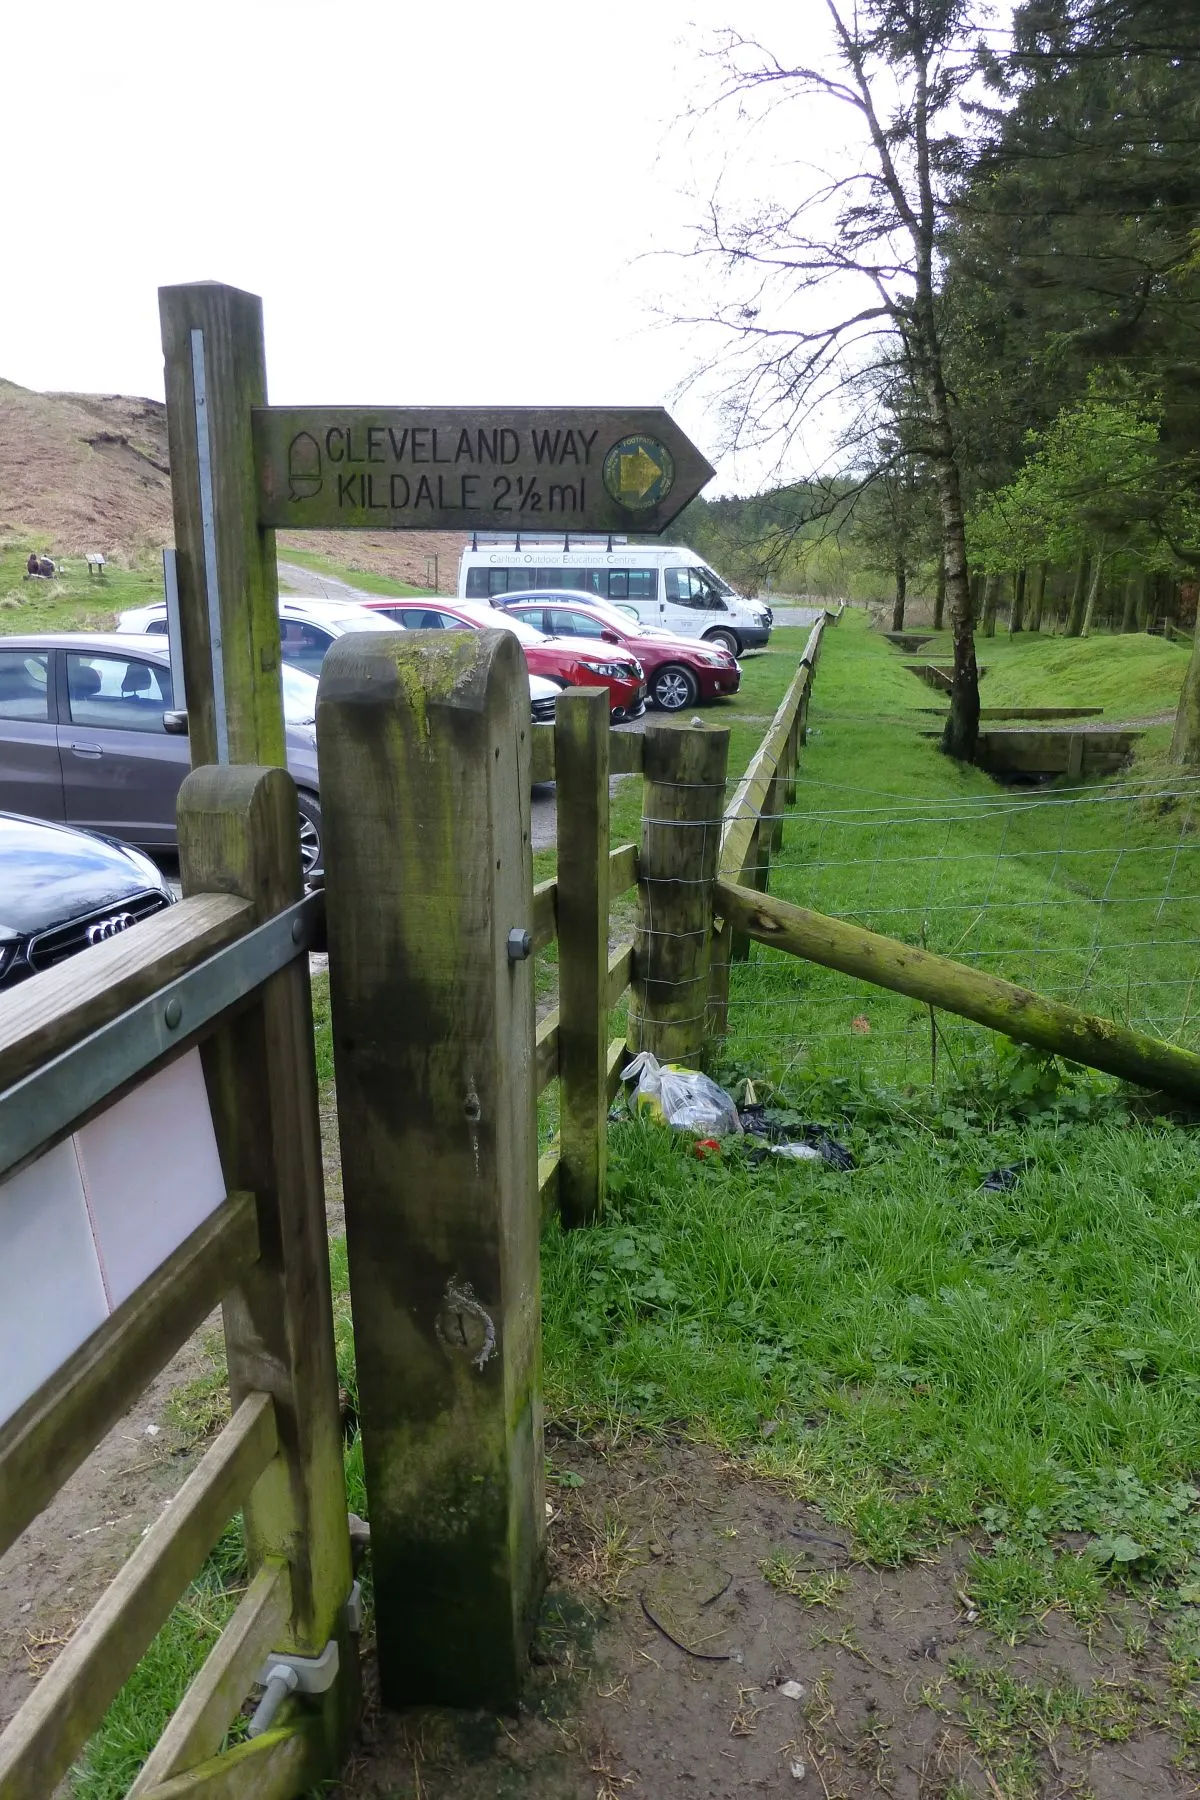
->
27, 891, 171, 973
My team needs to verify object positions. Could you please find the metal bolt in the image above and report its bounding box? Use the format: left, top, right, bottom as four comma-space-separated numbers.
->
507, 927, 532, 962
164, 997, 183, 1030
291, 916, 306, 944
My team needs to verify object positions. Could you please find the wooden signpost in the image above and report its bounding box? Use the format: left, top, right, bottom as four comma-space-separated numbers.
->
154, 280, 717, 1723
253, 406, 712, 536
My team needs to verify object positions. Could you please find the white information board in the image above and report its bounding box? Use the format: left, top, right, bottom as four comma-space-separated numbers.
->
0, 1050, 226, 1428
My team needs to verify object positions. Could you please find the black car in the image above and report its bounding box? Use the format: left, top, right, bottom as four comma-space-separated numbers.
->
0, 811, 174, 989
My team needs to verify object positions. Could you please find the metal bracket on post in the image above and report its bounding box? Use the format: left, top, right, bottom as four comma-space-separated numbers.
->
248, 1638, 339, 1739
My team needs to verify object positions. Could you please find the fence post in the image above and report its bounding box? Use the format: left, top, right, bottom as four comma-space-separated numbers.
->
176, 764, 358, 1769
316, 628, 543, 1713
159, 282, 285, 769
555, 689, 610, 1227
630, 721, 730, 1066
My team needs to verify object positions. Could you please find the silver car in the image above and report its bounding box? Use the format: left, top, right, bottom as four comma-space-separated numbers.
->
0, 634, 324, 874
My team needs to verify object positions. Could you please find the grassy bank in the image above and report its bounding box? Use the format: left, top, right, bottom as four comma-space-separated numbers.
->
883, 613, 1190, 722
0, 540, 161, 634
275, 542, 433, 598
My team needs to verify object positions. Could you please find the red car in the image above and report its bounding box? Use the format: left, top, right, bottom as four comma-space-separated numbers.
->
494, 590, 742, 712
351, 596, 647, 720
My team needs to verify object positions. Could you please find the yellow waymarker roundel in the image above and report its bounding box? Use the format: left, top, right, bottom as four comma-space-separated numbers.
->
602, 435, 675, 511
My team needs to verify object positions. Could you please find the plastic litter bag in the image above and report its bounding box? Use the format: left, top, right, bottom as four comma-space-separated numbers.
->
620, 1051, 742, 1136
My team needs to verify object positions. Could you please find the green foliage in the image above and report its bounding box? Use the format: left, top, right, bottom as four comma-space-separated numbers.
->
968, 383, 1193, 578
70, 1521, 249, 1800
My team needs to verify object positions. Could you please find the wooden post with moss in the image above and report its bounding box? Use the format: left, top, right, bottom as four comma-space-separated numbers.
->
554, 688, 610, 1226
316, 628, 543, 1712
630, 721, 730, 1067
174, 764, 359, 1777
159, 281, 285, 769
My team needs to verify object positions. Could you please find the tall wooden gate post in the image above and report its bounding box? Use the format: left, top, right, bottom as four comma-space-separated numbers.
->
316, 629, 543, 1712
555, 688, 610, 1227
630, 721, 731, 1067
173, 765, 359, 1778
159, 282, 285, 768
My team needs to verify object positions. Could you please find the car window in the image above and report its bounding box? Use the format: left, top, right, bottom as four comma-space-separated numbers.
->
278, 620, 333, 676
605, 570, 657, 601
383, 607, 471, 630
506, 607, 546, 631
66, 653, 173, 732
547, 609, 603, 638
665, 568, 727, 611
0, 651, 50, 721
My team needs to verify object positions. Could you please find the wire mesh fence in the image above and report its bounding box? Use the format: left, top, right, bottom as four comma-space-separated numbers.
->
718, 771, 1200, 1092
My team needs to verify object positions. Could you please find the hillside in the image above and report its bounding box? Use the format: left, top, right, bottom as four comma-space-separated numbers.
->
0, 378, 467, 588
0, 379, 172, 555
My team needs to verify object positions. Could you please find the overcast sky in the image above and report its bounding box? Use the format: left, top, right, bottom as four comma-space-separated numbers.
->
2, 1, 907, 494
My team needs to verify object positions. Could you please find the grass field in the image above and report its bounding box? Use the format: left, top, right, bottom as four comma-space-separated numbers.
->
720, 613, 1200, 1089
0, 540, 161, 634
542, 611, 1200, 1641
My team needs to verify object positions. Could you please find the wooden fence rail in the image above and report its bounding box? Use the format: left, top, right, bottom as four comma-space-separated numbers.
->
0, 765, 357, 1800
710, 618, 825, 1037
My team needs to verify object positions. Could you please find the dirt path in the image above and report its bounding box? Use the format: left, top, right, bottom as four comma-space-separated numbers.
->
0, 1332, 220, 1738
337, 1437, 1195, 1799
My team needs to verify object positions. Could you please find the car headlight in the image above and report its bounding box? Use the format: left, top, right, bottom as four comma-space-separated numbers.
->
0, 939, 16, 979
580, 660, 626, 679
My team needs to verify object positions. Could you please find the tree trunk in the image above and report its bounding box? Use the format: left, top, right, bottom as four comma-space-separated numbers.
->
981, 573, 1000, 638
1080, 546, 1105, 637
968, 571, 982, 623
1141, 570, 1156, 632
891, 558, 907, 632
1168, 580, 1182, 633
933, 556, 946, 631
1170, 596, 1200, 762
1030, 562, 1047, 632
1120, 575, 1138, 633
1010, 566, 1027, 634
1066, 548, 1091, 637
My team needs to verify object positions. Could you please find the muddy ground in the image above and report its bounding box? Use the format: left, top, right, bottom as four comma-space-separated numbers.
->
4, 1402, 1198, 1796
338, 1435, 1199, 1800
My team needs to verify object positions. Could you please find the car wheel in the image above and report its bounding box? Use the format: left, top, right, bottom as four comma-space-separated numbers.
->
651, 663, 700, 712
297, 793, 323, 879
704, 628, 740, 657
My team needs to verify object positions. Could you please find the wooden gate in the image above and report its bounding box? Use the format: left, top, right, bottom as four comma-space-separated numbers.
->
0, 766, 357, 1800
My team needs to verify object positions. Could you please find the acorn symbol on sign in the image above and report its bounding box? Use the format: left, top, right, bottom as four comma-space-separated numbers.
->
287, 431, 322, 502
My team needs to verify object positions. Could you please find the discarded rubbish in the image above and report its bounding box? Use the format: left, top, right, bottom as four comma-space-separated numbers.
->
981, 1158, 1034, 1192
622, 1052, 742, 1136
737, 1105, 856, 1171
694, 1137, 723, 1160
790, 1759, 808, 1781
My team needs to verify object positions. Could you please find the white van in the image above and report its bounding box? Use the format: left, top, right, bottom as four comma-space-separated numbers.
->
457, 536, 772, 655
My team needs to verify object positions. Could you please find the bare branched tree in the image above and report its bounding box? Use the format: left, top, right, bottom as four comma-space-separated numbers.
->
679, 0, 984, 758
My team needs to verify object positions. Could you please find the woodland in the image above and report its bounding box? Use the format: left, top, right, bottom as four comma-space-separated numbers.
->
668, 0, 1200, 759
